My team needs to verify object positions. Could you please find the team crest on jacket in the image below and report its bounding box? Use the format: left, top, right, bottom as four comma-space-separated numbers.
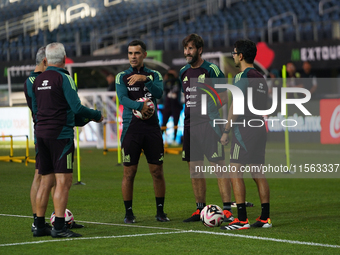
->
198, 73, 205, 83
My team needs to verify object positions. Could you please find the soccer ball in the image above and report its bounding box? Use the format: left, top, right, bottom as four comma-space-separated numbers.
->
200, 204, 224, 227
132, 97, 155, 120
50, 209, 74, 227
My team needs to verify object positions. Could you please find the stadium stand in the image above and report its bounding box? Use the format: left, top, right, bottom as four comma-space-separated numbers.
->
0, 0, 339, 61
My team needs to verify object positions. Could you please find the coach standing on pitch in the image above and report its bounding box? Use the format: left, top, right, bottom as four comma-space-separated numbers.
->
23, 46, 51, 233
220, 39, 272, 230
179, 34, 233, 223
116, 40, 169, 223
32, 42, 103, 238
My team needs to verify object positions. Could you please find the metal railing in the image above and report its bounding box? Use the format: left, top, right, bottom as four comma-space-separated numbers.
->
0, 7, 49, 41
267, 12, 299, 44
1, 19, 337, 62
90, 0, 208, 52
0, 1, 339, 61
319, 0, 340, 15
0, 3, 95, 41
226, 0, 246, 8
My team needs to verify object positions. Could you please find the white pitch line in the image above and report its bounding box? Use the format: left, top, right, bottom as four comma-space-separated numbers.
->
0, 231, 189, 247
0, 230, 339, 249
0, 214, 182, 231
1, 214, 339, 249
266, 149, 340, 155
78, 220, 183, 231
193, 230, 340, 249
0, 214, 31, 219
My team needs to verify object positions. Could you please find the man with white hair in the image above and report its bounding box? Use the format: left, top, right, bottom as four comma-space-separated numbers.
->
32, 42, 103, 238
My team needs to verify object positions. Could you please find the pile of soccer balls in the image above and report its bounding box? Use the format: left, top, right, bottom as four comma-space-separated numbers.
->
50, 208, 74, 227
200, 204, 224, 227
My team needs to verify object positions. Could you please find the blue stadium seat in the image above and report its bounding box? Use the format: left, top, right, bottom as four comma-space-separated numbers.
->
320, 23, 333, 39
23, 46, 31, 60
212, 33, 224, 48
65, 44, 75, 57
300, 24, 314, 41
155, 37, 164, 50
284, 27, 296, 42
0, 0, 337, 60
247, 30, 261, 43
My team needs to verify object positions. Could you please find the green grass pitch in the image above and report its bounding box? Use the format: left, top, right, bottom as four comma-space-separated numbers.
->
0, 142, 339, 254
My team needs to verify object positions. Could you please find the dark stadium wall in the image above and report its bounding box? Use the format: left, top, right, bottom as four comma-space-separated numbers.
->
0, 53, 128, 85
268, 39, 340, 72
1, 39, 340, 85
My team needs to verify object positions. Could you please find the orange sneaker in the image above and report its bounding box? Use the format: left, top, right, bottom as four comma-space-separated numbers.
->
223, 210, 234, 222
220, 218, 250, 230
183, 209, 201, 222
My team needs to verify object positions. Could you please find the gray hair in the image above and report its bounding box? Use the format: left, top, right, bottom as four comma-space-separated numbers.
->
35, 46, 46, 65
46, 42, 66, 64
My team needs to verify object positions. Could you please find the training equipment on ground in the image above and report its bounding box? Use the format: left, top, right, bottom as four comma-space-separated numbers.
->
50, 209, 74, 227
200, 205, 224, 227
0, 134, 31, 165
132, 97, 155, 120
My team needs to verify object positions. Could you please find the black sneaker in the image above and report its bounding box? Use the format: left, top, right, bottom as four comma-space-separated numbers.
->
183, 209, 201, 222
124, 214, 136, 224
51, 226, 82, 238
32, 222, 52, 232
31, 223, 36, 232
66, 221, 84, 229
155, 213, 170, 222
33, 226, 51, 237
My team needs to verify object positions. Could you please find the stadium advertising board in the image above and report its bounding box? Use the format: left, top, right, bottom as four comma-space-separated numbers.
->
0, 107, 32, 141
266, 100, 321, 143
320, 99, 340, 144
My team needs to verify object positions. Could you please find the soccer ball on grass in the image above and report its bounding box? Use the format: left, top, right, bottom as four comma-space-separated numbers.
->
200, 204, 224, 227
50, 208, 74, 227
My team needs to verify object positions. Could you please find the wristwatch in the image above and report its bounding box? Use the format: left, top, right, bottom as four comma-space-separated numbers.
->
223, 129, 230, 134
145, 76, 151, 82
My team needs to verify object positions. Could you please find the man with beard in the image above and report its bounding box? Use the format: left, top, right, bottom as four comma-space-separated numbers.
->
220, 39, 272, 230
179, 34, 233, 223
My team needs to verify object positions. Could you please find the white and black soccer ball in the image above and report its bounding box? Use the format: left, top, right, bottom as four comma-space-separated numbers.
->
50, 208, 74, 227
200, 204, 224, 227
132, 97, 155, 120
